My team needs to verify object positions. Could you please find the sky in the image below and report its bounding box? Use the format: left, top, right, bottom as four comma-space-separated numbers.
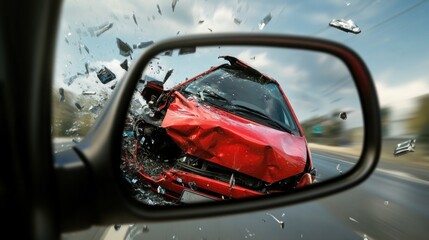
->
54, 0, 429, 135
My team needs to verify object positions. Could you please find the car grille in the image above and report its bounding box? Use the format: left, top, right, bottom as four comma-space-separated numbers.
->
175, 155, 266, 191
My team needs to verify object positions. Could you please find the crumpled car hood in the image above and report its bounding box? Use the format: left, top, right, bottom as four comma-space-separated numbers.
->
161, 92, 308, 183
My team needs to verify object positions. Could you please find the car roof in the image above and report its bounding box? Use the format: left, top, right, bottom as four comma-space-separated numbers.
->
218, 55, 276, 83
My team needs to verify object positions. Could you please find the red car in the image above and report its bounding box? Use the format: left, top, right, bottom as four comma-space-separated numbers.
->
122, 56, 316, 203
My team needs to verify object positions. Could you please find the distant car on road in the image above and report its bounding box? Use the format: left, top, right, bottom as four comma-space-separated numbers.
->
329, 19, 361, 34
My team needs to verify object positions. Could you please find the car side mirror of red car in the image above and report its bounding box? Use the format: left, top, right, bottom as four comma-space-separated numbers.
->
54, 33, 381, 232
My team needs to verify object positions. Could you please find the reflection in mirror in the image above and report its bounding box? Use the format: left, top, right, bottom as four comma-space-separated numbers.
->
121, 46, 364, 206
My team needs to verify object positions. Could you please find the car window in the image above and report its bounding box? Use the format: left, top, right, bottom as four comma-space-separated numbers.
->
55, 0, 429, 239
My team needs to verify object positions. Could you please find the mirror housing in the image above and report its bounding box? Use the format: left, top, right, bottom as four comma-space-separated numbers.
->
55, 33, 381, 232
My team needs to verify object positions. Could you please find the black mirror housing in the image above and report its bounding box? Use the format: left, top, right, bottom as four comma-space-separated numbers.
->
55, 33, 381, 232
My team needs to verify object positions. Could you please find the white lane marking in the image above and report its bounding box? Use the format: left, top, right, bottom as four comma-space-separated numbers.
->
312, 152, 355, 165
313, 152, 429, 185
375, 168, 429, 185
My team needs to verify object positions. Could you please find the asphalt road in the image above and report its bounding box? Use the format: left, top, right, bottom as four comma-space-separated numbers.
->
55, 140, 429, 240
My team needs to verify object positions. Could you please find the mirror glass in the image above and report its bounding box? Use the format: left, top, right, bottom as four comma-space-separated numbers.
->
121, 46, 363, 205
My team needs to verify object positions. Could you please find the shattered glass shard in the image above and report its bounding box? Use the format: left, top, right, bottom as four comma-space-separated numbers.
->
89, 105, 100, 114
83, 45, 89, 54
133, 13, 138, 25
97, 66, 116, 84
172, 0, 179, 12
258, 13, 272, 30
133, 40, 154, 49
59, 88, 65, 102
64, 75, 79, 86
84, 62, 90, 75
266, 213, 285, 229
178, 47, 196, 55
120, 59, 128, 71
82, 91, 96, 95
110, 82, 117, 90
393, 139, 416, 156
87, 22, 110, 37
157, 4, 162, 15
116, 38, 133, 59
75, 102, 83, 110
189, 181, 197, 190
336, 164, 343, 174
162, 49, 174, 56
229, 173, 235, 190
163, 69, 174, 83
157, 186, 166, 194
95, 22, 113, 37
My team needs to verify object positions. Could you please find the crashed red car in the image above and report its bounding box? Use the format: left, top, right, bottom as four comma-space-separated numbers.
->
123, 56, 316, 203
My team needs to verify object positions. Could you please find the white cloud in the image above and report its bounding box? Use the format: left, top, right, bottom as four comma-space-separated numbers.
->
308, 13, 333, 25
375, 72, 429, 122
237, 50, 272, 69
375, 74, 429, 107
279, 65, 308, 82
317, 53, 348, 75
236, 50, 308, 86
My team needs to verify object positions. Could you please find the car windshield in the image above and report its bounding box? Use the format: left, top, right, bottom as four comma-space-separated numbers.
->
182, 66, 300, 135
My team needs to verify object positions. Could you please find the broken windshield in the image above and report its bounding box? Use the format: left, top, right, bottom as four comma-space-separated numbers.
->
182, 66, 300, 134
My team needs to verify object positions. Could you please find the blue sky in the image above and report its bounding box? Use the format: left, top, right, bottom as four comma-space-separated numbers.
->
54, 0, 429, 134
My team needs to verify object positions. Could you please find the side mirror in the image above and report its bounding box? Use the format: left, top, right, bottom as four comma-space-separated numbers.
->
55, 33, 381, 231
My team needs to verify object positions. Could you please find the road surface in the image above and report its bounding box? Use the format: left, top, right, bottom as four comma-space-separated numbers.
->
55, 140, 429, 240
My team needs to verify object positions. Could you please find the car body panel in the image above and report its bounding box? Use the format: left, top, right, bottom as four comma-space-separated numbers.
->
162, 91, 308, 183
329, 19, 361, 34
393, 139, 416, 156
138, 169, 264, 201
